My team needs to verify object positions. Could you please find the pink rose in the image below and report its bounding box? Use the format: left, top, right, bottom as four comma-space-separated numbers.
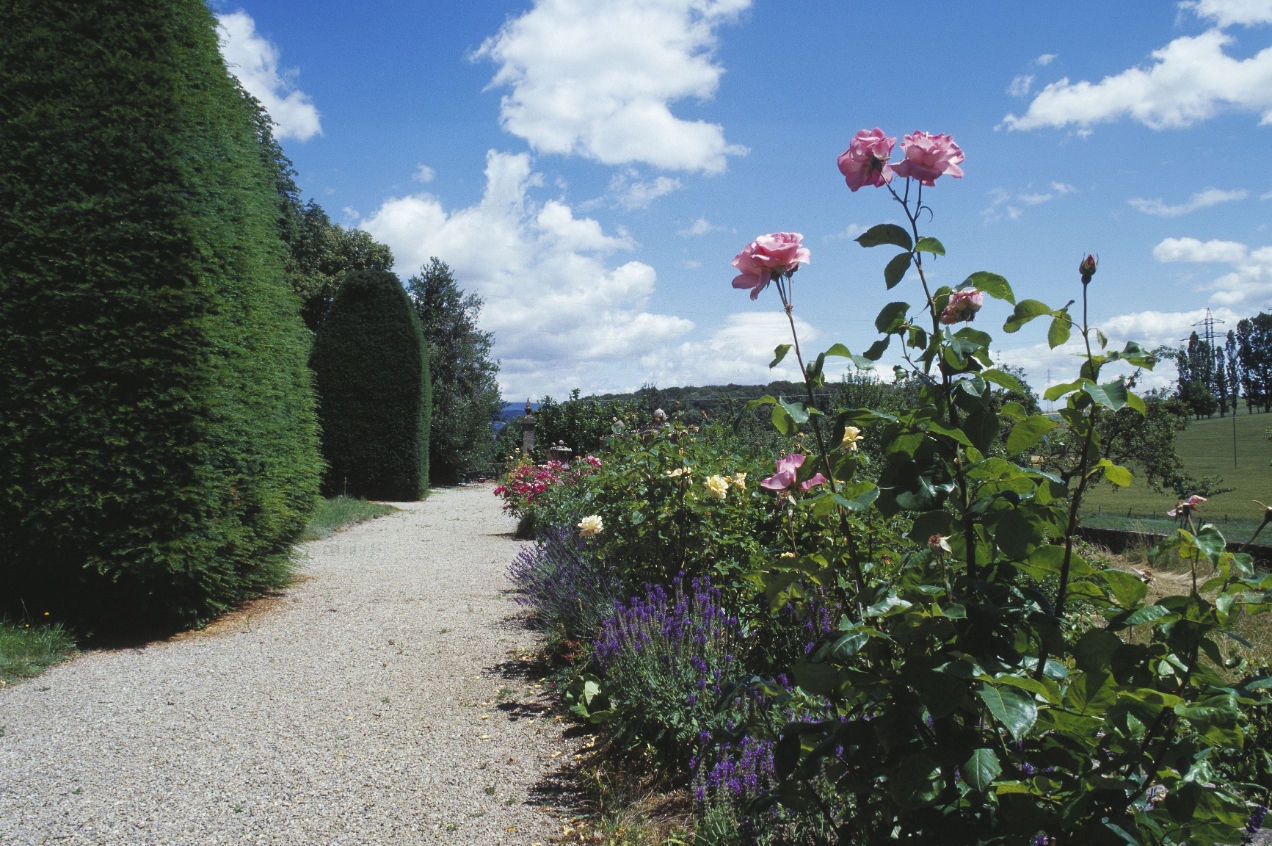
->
892, 131, 965, 186
837, 128, 895, 192
1079, 254, 1098, 282
1167, 495, 1206, 518
940, 288, 984, 325
760, 453, 827, 495
731, 232, 810, 300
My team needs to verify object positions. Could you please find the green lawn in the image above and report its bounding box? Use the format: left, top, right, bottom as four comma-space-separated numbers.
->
1082, 409, 1272, 532
0, 620, 76, 684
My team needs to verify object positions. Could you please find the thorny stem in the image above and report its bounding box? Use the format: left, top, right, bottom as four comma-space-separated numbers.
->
776, 276, 866, 602
1035, 278, 1100, 680
888, 179, 979, 586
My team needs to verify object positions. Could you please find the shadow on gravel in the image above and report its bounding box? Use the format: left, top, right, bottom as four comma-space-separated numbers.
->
490, 654, 552, 682
524, 763, 589, 817
496, 700, 551, 721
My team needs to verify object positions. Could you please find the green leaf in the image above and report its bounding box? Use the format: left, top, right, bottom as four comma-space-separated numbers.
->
1075, 629, 1122, 674
1098, 379, 1130, 410
1195, 525, 1227, 564
828, 630, 869, 660
863, 337, 891, 361
1047, 316, 1071, 349
1003, 299, 1052, 333
856, 223, 912, 251
1103, 569, 1148, 608
1122, 604, 1174, 627
770, 344, 792, 368
1098, 458, 1133, 488
915, 237, 945, 256
927, 421, 974, 447
977, 683, 1037, 740
884, 252, 913, 289
823, 343, 853, 358
965, 271, 1015, 304
771, 404, 796, 435
981, 368, 1026, 394
962, 749, 1002, 792
779, 398, 809, 425
888, 754, 943, 809
1006, 414, 1057, 456
875, 301, 910, 334
1126, 391, 1147, 415
1044, 379, 1082, 401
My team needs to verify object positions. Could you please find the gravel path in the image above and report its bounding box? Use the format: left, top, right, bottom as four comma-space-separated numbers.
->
0, 484, 583, 845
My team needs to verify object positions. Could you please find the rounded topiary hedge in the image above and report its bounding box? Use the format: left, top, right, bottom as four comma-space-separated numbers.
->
0, 0, 323, 630
310, 270, 432, 501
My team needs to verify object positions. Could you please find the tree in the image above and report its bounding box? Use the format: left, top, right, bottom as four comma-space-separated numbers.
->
239, 91, 394, 334
405, 258, 502, 484
310, 269, 431, 500
1238, 313, 1272, 413
0, 0, 323, 629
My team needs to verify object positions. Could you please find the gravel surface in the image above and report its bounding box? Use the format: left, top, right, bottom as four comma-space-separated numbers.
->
0, 484, 584, 845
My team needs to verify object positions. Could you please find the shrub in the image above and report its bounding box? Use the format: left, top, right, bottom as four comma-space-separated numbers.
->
309, 269, 432, 500
507, 526, 622, 655
593, 575, 744, 769
0, 0, 322, 629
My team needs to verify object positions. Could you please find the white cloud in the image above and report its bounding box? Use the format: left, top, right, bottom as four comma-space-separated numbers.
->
996, 306, 1245, 396
679, 217, 721, 236
1004, 29, 1272, 131
413, 164, 436, 183
1153, 236, 1272, 306
1129, 187, 1248, 216
216, 11, 321, 141
608, 172, 683, 209
825, 223, 866, 241
360, 151, 693, 398
1154, 236, 1249, 263
1262, 190, 1272, 199
473, 0, 750, 174
982, 183, 1076, 221
1036, 53, 1058, 66
1007, 74, 1034, 97
638, 312, 828, 387
1182, 0, 1272, 27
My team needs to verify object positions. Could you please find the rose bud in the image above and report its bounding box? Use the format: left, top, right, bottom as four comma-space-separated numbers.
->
1079, 254, 1098, 283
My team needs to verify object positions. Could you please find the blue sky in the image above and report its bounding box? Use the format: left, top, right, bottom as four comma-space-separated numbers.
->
214, 0, 1272, 400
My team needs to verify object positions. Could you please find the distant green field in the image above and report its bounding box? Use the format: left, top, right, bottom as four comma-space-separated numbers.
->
1081, 410, 1272, 530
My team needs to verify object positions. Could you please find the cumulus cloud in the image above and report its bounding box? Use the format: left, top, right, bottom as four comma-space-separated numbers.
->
1004, 28, 1272, 131
1182, 0, 1272, 27
473, 0, 749, 174
1129, 187, 1248, 216
1036, 53, 1058, 66
1154, 236, 1272, 306
996, 307, 1243, 396
360, 151, 694, 397
413, 164, 436, 183
216, 10, 321, 141
638, 312, 828, 387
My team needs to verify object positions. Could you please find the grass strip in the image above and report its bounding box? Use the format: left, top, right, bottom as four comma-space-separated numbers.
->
0, 620, 76, 684
301, 495, 398, 542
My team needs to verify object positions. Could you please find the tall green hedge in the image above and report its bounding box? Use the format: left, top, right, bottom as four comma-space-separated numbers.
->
310, 270, 432, 501
0, 0, 323, 629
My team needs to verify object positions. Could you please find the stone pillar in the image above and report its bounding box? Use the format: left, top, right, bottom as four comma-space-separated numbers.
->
521, 399, 535, 456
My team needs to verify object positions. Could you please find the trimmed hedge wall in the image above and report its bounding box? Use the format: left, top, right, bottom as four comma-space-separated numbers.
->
0, 0, 323, 629
310, 270, 432, 501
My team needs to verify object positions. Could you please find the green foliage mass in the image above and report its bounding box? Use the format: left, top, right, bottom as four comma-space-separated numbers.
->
405, 258, 503, 484
0, 0, 322, 630
310, 270, 431, 500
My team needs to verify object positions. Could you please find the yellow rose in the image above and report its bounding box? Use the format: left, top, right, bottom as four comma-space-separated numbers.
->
578, 515, 603, 538
840, 425, 862, 451
704, 475, 729, 500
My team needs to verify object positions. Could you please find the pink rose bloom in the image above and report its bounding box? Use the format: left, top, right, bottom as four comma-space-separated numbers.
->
760, 453, 827, 495
732, 232, 810, 300
892, 131, 965, 186
837, 128, 895, 192
940, 288, 984, 325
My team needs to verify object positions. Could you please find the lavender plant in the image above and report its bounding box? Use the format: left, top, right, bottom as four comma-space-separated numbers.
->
593, 575, 743, 768
507, 525, 622, 655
